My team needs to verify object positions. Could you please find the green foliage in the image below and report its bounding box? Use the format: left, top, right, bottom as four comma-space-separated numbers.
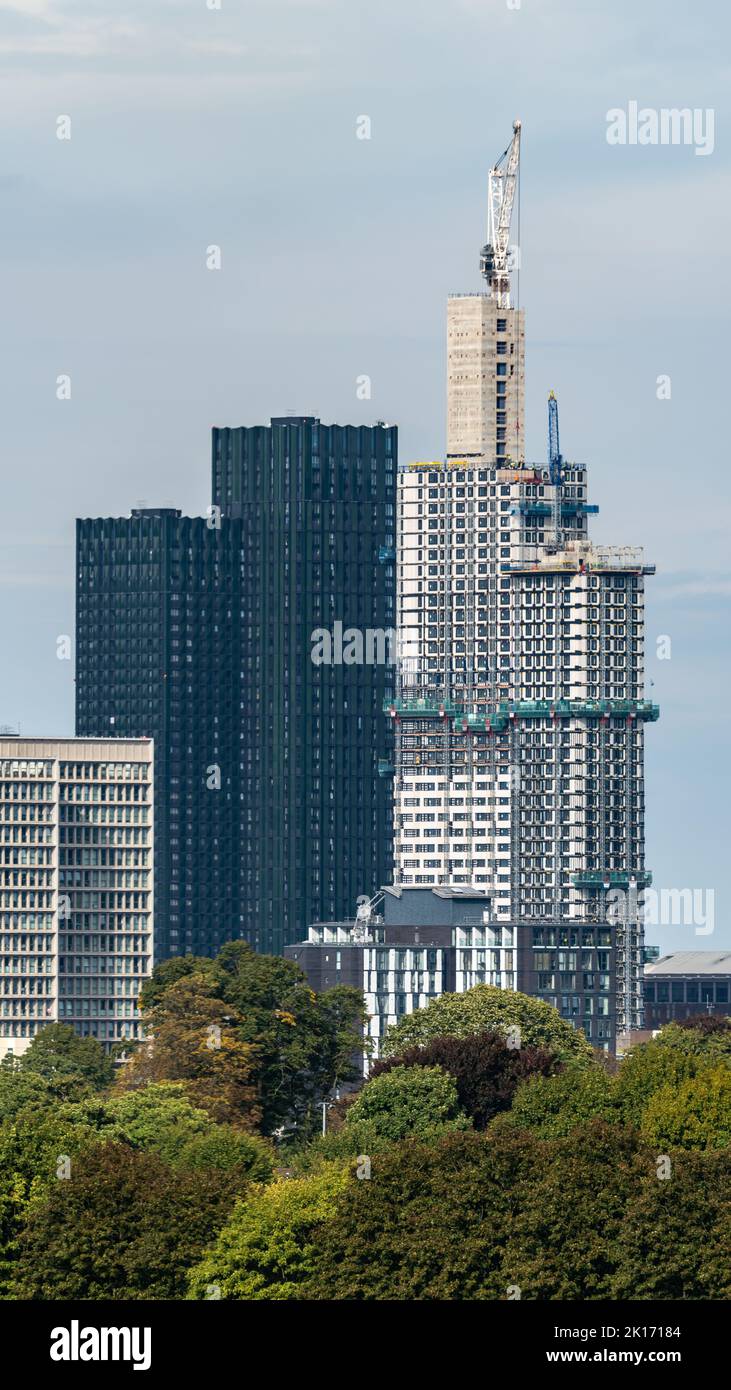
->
342, 1065, 470, 1145
493, 1064, 619, 1139
0, 1168, 40, 1298
614, 1034, 727, 1129
116, 975, 261, 1129
0, 1106, 94, 1187
382, 985, 593, 1065
640, 1066, 731, 1151
0, 1108, 97, 1299
216, 943, 367, 1136
2, 977, 728, 1302
372, 1031, 560, 1130
304, 1129, 541, 1300
175, 1129, 274, 1182
19, 1024, 114, 1091
61, 1081, 276, 1178
498, 1121, 642, 1300
0, 1066, 83, 1123
62, 1083, 216, 1163
302, 1123, 731, 1301
187, 1165, 350, 1301
658, 1016, 731, 1058
610, 1149, 731, 1299
133, 942, 367, 1137
138, 954, 219, 1011
14, 1142, 239, 1300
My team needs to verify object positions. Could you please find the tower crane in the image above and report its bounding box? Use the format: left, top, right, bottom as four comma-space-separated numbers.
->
548, 390, 563, 546
353, 889, 385, 938
480, 119, 521, 308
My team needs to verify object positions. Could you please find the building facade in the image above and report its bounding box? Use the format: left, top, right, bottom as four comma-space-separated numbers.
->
77, 418, 396, 959
0, 737, 153, 1058
643, 951, 731, 1028
286, 884, 620, 1058
446, 294, 525, 461
390, 132, 656, 1037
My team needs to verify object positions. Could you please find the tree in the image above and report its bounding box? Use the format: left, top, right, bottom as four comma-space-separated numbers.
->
610, 1149, 731, 1300
61, 1083, 210, 1161
0, 1105, 97, 1298
19, 1024, 114, 1091
138, 954, 220, 1011
304, 1129, 541, 1301
61, 1081, 275, 1180
492, 1064, 619, 1139
372, 1031, 560, 1130
116, 975, 261, 1130
613, 1034, 726, 1129
0, 1169, 34, 1297
132, 942, 367, 1136
0, 1066, 81, 1123
499, 1121, 641, 1300
342, 1065, 470, 1144
382, 985, 593, 1065
187, 1165, 350, 1301
639, 1066, 731, 1151
14, 1142, 240, 1300
0, 1106, 94, 1188
656, 1016, 731, 1058
176, 1128, 273, 1183
215, 942, 367, 1136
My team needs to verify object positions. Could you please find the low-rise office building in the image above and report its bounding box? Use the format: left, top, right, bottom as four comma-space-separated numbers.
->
643, 951, 731, 1027
285, 884, 620, 1060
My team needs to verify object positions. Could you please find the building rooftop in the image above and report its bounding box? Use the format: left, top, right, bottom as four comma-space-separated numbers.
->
383, 885, 491, 901
644, 951, 731, 976
0, 736, 151, 746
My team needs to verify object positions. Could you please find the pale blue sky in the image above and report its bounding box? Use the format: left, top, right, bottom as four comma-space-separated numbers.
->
0, 0, 729, 951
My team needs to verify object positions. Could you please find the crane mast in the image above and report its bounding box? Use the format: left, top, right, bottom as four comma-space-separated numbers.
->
548, 390, 563, 546
480, 118, 521, 307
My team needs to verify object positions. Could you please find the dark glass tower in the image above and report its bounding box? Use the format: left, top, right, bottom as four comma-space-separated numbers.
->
76, 418, 396, 959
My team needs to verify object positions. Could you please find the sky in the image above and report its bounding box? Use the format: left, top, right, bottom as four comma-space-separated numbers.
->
0, 0, 729, 954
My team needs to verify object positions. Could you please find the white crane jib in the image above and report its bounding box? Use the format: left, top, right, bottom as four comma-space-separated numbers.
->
480, 119, 521, 308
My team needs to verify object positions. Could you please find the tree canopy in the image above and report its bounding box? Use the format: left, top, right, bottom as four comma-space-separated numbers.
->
14, 1141, 240, 1301
342, 1065, 470, 1144
18, 1024, 114, 1092
129, 943, 366, 1136
382, 985, 593, 1064
187, 1165, 350, 1301
372, 1030, 560, 1130
492, 1064, 619, 1139
1, 956, 729, 1302
116, 975, 261, 1129
639, 1066, 731, 1151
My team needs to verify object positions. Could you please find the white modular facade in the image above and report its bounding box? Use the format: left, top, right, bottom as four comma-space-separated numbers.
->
0, 738, 154, 1058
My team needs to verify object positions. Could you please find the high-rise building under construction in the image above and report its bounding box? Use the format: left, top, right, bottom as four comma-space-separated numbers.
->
390, 121, 657, 1041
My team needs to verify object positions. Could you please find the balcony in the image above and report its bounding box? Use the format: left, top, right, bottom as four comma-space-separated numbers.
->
572, 871, 653, 889
384, 696, 660, 726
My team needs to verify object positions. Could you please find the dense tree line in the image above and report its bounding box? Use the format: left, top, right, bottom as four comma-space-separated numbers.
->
0, 967, 729, 1300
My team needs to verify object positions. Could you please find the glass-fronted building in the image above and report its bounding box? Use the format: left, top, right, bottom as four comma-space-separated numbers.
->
76, 417, 396, 958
